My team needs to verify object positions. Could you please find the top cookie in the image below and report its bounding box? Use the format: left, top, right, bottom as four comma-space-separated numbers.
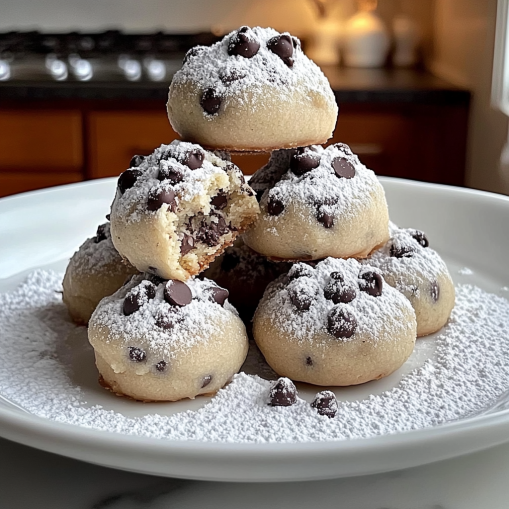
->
167, 26, 338, 152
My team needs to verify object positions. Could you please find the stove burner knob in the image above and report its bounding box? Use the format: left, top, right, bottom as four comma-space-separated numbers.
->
145, 59, 166, 81
69, 56, 93, 81
0, 60, 11, 81
118, 55, 141, 81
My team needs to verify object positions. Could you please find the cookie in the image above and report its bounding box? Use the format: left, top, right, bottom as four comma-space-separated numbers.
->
202, 237, 291, 320
62, 222, 138, 325
363, 224, 455, 336
243, 143, 390, 261
109, 140, 259, 281
88, 274, 249, 402
253, 258, 417, 386
167, 26, 338, 152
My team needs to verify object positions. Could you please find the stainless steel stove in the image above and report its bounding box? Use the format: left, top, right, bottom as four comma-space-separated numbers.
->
0, 30, 218, 83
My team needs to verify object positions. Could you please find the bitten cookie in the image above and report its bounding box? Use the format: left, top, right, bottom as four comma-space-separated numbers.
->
88, 274, 249, 402
62, 222, 138, 325
363, 224, 455, 336
203, 237, 291, 320
109, 140, 259, 281
253, 258, 416, 386
243, 143, 390, 261
167, 26, 338, 152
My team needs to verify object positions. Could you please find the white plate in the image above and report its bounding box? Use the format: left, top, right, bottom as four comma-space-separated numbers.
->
0, 177, 509, 482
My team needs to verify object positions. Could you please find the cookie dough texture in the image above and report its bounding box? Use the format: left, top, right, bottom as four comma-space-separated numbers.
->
243, 143, 390, 261
62, 223, 138, 325
364, 224, 455, 336
88, 274, 249, 402
167, 26, 338, 151
253, 258, 417, 386
109, 140, 259, 281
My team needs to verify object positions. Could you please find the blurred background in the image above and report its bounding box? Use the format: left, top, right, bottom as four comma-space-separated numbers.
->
0, 0, 508, 198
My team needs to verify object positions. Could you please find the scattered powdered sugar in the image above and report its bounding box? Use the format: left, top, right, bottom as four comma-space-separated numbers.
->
2, 269, 509, 442
171, 27, 335, 110
459, 267, 474, 275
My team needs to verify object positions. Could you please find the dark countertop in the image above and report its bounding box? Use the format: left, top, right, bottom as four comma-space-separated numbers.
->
0, 67, 470, 105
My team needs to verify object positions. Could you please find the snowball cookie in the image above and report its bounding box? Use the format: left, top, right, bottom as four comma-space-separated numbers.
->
243, 143, 390, 261
363, 224, 455, 337
88, 274, 249, 402
109, 140, 259, 281
253, 258, 417, 386
203, 237, 291, 320
167, 26, 338, 152
62, 222, 138, 325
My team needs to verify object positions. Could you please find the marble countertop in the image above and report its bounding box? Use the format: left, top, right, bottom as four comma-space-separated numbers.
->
1, 436, 508, 509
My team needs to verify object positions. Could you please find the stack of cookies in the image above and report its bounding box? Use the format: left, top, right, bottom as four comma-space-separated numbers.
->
62, 26, 455, 402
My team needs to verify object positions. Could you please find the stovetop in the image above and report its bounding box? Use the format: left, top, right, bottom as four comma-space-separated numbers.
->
0, 30, 219, 83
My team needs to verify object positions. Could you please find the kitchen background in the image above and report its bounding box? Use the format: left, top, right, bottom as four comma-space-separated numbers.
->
0, 0, 507, 198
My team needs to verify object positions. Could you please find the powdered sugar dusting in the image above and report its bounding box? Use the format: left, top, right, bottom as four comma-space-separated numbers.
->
2, 270, 509, 442
172, 27, 335, 112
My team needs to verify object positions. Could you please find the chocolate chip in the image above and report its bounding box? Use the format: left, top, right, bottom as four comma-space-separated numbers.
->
287, 263, 314, 280
123, 282, 156, 316
148, 266, 159, 275
292, 36, 301, 49
324, 279, 357, 304
155, 313, 177, 330
221, 252, 240, 272
201, 375, 213, 388
158, 165, 184, 184
306, 356, 313, 366
255, 190, 265, 202
311, 391, 338, 418
155, 360, 167, 372
290, 151, 321, 176
147, 274, 165, 286
183, 46, 206, 64
147, 188, 177, 212
267, 196, 284, 216
105, 213, 110, 221
359, 271, 383, 297
390, 243, 416, 258
228, 27, 260, 58
332, 157, 356, 179
330, 271, 345, 283
164, 280, 192, 307
430, 281, 440, 302
410, 229, 429, 248
94, 224, 108, 243
268, 377, 297, 407
130, 154, 145, 167
128, 347, 146, 363
267, 34, 294, 67
200, 88, 222, 115
288, 285, 314, 311
327, 306, 357, 339
333, 143, 353, 156
219, 68, 246, 85
180, 233, 195, 255
209, 286, 229, 306
118, 169, 142, 194
211, 192, 228, 210
317, 209, 334, 229
196, 216, 229, 247
183, 148, 205, 170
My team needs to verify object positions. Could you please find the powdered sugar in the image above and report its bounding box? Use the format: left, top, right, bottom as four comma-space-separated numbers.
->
250, 144, 384, 224
171, 27, 335, 112
258, 258, 414, 343
2, 270, 509, 443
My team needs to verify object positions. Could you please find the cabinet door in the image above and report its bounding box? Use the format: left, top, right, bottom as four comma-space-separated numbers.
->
87, 111, 178, 179
0, 110, 83, 171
